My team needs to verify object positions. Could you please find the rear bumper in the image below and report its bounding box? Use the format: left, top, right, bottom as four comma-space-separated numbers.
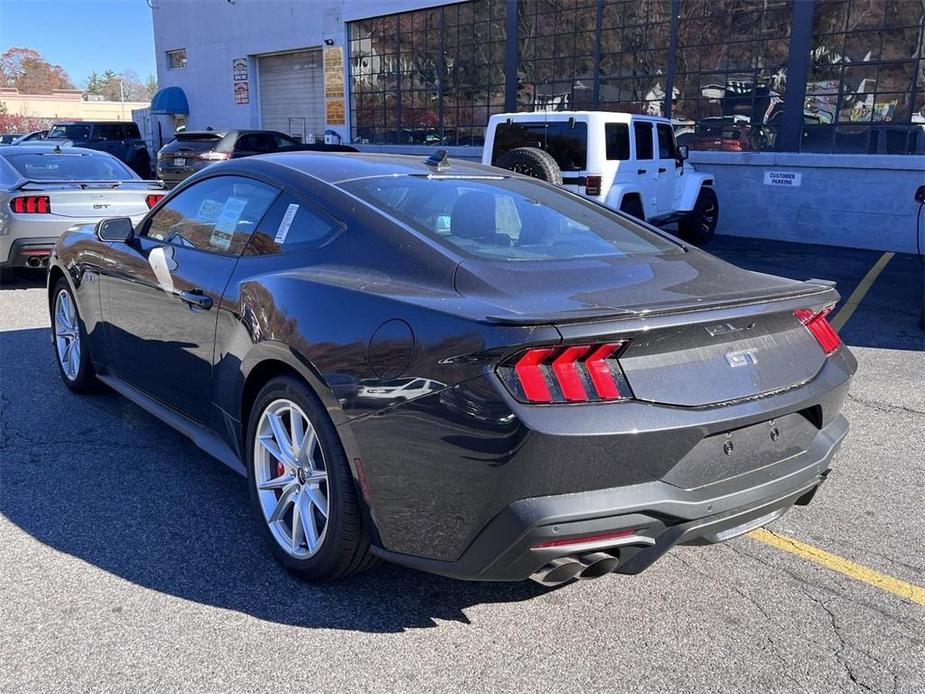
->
0, 236, 58, 267
372, 414, 847, 581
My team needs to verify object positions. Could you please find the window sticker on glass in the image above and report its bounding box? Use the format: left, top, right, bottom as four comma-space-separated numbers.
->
210, 196, 248, 250
274, 203, 300, 243
197, 199, 223, 223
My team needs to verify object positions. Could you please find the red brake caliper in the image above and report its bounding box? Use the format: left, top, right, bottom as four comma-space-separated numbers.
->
275, 461, 285, 478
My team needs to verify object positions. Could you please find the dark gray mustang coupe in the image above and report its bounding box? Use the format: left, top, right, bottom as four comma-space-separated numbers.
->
48, 152, 856, 585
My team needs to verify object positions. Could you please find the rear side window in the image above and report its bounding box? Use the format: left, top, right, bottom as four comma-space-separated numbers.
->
341, 176, 680, 261
633, 122, 654, 160
244, 194, 341, 255
234, 133, 270, 152
605, 123, 630, 160
48, 124, 91, 140
491, 121, 587, 171
145, 175, 279, 255
657, 123, 678, 159
123, 123, 141, 139
96, 124, 122, 140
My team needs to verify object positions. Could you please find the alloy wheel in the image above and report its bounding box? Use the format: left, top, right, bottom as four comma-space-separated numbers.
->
54, 290, 81, 381
253, 399, 330, 559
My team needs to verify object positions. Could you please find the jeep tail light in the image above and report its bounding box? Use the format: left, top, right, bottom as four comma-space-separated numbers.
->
498, 341, 632, 404
145, 194, 165, 209
794, 307, 841, 355
10, 196, 51, 214
584, 175, 602, 196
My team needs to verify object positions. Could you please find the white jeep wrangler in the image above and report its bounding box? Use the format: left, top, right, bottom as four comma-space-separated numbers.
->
482, 111, 719, 245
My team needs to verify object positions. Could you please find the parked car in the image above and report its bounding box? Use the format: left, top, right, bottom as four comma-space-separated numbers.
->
689, 117, 771, 152
48, 152, 855, 585
156, 129, 358, 186
42, 121, 151, 178
0, 133, 22, 145
483, 111, 719, 245
355, 377, 446, 406
0, 145, 164, 279
13, 129, 49, 144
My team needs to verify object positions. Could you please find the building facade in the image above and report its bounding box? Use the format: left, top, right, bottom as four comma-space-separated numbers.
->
0, 88, 149, 122
150, 0, 925, 251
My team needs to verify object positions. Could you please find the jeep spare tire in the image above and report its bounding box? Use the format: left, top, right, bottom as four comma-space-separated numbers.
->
495, 147, 563, 186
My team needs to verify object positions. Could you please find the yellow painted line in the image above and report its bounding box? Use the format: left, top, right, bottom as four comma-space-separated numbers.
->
829, 251, 894, 331
749, 527, 925, 606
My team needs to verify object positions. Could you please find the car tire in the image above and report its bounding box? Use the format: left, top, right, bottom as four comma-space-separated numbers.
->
678, 187, 719, 246
246, 375, 377, 581
620, 196, 646, 221
496, 147, 563, 185
51, 277, 97, 393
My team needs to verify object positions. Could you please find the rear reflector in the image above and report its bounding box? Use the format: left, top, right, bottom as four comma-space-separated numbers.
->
794, 307, 841, 355
584, 175, 602, 196
145, 194, 165, 209
10, 196, 51, 214
533, 528, 638, 549
499, 341, 631, 404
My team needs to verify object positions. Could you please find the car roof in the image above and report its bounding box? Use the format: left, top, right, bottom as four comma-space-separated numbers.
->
51, 120, 129, 126
258, 151, 506, 185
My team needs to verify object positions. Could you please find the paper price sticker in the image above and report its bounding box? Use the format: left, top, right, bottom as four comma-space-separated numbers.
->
274, 203, 300, 244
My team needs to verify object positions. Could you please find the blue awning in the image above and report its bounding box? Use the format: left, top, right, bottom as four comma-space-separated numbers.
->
150, 86, 189, 115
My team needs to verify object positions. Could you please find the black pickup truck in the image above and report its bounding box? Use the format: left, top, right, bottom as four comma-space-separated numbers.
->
43, 121, 151, 178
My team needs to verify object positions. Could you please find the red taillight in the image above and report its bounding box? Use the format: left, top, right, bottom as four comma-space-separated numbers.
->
533, 528, 638, 550
584, 175, 602, 196
10, 196, 51, 214
794, 307, 842, 355
501, 341, 631, 404
145, 194, 165, 209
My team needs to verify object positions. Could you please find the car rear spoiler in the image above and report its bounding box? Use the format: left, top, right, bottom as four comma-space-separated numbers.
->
12, 178, 166, 191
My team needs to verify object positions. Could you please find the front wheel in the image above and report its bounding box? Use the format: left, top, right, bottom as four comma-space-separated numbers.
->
678, 187, 719, 246
51, 278, 97, 392
246, 375, 376, 581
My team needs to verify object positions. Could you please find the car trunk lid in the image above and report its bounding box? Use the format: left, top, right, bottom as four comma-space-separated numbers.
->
456, 251, 837, 407
16, 182, 161, 218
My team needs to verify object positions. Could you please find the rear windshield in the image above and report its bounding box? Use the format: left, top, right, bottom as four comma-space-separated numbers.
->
491, 121, 587, 172
341, 175, 680, 261
162, 134, 223, 154
3, 152, 134, 180
47, 124, 92, 140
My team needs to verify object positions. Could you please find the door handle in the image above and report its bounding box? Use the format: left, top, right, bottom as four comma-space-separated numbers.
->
179, 289, 213, 310
658, 167, 667, 173
637, 168, 647, 175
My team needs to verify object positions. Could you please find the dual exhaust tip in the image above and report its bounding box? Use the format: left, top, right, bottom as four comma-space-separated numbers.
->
531, 551, 621, 586
25, 255, 48, 269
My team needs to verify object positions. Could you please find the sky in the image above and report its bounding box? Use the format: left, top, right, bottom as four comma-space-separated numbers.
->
0, 0, 156, 87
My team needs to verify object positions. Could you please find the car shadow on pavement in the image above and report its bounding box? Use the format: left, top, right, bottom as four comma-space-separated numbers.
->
0, 327, 548, 633
0, 268, 47, 290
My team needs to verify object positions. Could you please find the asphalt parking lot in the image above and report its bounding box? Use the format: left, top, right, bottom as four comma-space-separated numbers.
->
1, 236, 923, 693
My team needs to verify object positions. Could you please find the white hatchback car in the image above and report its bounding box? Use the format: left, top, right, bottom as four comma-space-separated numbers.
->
483, 111, 719, 245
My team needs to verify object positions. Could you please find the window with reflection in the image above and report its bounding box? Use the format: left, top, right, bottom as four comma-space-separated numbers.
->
516, 0, 599, 111
805, 0, 925, 154
348, 0, 507, 146
598, 0, 672, 116
673, 0, 792, 152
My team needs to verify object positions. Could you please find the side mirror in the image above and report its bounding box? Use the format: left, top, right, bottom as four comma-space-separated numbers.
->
915, 185, 925, 204
97, 217, 135, 242
677, 145, 689, 160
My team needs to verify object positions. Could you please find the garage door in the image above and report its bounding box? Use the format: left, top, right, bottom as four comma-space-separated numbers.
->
258, 50, 324, 143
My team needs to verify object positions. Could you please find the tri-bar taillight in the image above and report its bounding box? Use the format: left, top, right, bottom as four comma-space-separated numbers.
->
9, 196, 51, 214
498, 341, 632, 404
145, 194, 165, 209
794, 306, 841, 355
